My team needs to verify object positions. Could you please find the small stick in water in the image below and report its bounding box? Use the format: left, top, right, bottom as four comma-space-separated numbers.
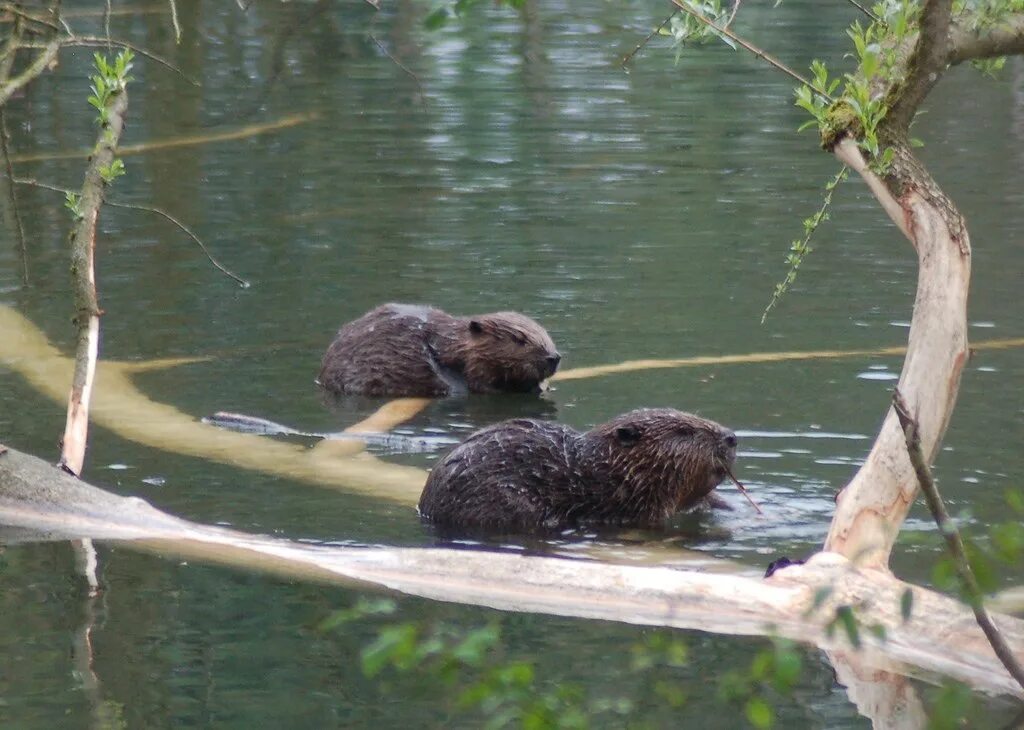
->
725, 466, 763, 515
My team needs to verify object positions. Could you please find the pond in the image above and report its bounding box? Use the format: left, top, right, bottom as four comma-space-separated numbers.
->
2, 0, 1023, 726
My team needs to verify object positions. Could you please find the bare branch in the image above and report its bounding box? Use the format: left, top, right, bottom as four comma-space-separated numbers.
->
168, 0, 181, 43
58, 37, 199, 85
369, 34, 424, 97
949, 13, 1024, 65
9, 177, 249, 288
621, 9, 679, 68
0, 39, 60, 106
667, 0, 831, 100
0, 3, 61, 34
106, 200, 249, 288
887, 0, 953, 131
844, 0, 882, 25
0, 108, 28, 285
893, 389, 1024, 693
0, 4, 23, 90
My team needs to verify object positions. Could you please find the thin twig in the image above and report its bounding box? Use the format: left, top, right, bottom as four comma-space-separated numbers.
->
61, 37, 199, 85
844, 0, 883, 24
369, 34, 423, 95
668, 0, 832, 100
0, 3, 23, 84
0, 3, 61, 33
893, 389, 1024, 693
0, 109, 28, 285
621, 9, 679, 67
10, 176, 248, 288
724, 465, 763, 515
0, 40, 59, 106
725, 0, 742, 29
104, 0, 111, 48
168, 0, 180, 43
107, 200, 249, 287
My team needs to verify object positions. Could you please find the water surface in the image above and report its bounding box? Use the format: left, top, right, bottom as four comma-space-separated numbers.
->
2, 1, 1024, 726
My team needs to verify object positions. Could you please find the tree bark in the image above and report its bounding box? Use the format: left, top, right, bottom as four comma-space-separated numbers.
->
824, 139, 970, 569
59, 86, 128, 476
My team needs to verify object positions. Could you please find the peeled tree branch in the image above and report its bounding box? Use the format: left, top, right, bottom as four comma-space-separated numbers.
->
60, 50, 133, 476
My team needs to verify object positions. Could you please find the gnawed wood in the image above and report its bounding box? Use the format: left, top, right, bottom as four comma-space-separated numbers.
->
0, 444, 1022, 699
825, 141, 971, 569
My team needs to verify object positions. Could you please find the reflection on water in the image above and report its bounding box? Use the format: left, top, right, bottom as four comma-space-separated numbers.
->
2, 0, 1024, 727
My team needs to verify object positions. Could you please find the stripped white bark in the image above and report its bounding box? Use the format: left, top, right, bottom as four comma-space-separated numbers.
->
0, 444, 1021, 699
825, 139, 971, 569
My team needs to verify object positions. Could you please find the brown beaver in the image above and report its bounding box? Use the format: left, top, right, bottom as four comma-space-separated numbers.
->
418, 408, 738, 531
318, 304, 561, 397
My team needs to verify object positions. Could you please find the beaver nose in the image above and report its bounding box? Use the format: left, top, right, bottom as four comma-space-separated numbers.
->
721, 430, 738, 449
546, 353, 562, 369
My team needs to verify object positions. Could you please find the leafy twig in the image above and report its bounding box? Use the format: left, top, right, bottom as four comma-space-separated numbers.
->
762, 166, 848, 322
844, 0, 882, 24
60, 49, 134, 476
668, 0, 832, 100
893, 389, 1024, 693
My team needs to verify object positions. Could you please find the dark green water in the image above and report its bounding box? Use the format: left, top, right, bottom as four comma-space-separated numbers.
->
2, 1, 1023, 727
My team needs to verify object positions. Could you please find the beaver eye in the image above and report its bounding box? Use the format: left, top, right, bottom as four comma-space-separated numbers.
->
512, 334, 528, 346
676, 426, 695, 438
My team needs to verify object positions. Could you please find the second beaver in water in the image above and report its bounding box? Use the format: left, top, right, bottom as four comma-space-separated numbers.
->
418, 408, 738, 531
318, 304, 561, 397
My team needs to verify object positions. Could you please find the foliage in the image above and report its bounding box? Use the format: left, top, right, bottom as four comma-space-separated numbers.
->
661, 1, 738, 62
87, 50, 134, 126
929, 489, 1024, 599
322, 599, 812, 729
717, 638, 803, 730
424, 0, 525, 30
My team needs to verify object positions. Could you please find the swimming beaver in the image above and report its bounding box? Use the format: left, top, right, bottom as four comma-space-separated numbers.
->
418, 408, 738, 531
318, 304, 561, 397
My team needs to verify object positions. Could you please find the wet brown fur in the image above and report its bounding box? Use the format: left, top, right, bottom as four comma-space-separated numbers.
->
318, 304, 560, 397
418, 408, 738, 531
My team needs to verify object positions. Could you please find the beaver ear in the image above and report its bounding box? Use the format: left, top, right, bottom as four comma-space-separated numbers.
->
468, 320, 484, 336
614, 425, 641, 446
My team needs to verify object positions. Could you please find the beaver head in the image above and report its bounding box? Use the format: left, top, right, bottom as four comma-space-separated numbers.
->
585, 408, 737, 523
454, 312, 561, 393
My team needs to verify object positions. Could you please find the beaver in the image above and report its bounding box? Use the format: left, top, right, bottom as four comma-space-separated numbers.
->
418, 408, 738, 531
318, 304, 561, 397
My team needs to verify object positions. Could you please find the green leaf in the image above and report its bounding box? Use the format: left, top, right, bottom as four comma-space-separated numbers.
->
745, 697, 775, 729
900, 588, 914, 622
360, 623, 419, 677
770, 645, 802, 693
835, 605, 861, 649
424, 6, 450, 29
451, 624, 501, 666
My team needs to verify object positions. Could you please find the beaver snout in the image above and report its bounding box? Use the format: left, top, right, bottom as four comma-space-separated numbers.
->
545, 353, 562, 376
